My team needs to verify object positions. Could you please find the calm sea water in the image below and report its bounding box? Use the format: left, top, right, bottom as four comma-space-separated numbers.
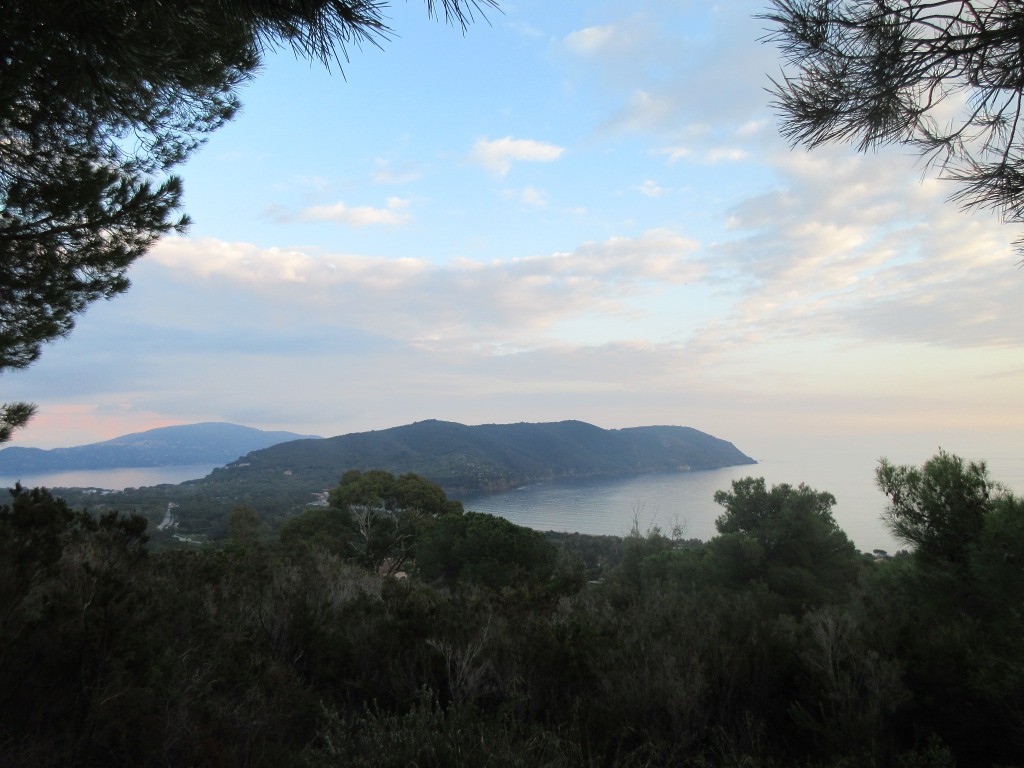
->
0, 464, 221, 492
3, 443, 1021, 554
459, 445, 1024, 553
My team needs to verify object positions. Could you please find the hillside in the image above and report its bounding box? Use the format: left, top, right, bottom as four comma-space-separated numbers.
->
216, 419, 755, 494
0, 422, 320, 473
56, 420, 754, 537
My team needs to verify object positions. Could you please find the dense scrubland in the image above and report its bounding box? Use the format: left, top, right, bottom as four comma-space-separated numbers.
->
1, 452, 1022, 767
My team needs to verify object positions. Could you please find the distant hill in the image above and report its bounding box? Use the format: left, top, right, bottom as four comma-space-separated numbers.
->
50, 419, 755, 537
215, 419, 756, 494
0, 422, 321, 473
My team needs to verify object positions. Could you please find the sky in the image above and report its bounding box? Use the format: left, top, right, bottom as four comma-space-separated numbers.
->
6, 0, 1024, 475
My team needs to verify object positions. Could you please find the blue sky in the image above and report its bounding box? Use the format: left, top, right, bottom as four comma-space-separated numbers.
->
6, 0, 1024, 469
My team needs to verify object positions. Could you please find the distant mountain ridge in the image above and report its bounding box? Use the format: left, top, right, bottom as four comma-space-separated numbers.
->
45, 419, 755, 536
0, 422, 321, 473
212, 419, 756, 494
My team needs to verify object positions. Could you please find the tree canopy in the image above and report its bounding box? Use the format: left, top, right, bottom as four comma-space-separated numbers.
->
877, 449, 999, 568
763, 0, 1024, 249
710, 477, 861, 607
328, 469, 463, 573
0, 0, 494, 441
416, 510, 559, 590
4, 457, 1024, 765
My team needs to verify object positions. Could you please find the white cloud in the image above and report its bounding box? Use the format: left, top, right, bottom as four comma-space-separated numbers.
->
148, 229, 704, 347
470, 137, 565, 177
637, 180, 667, 197
149, 237, 427, 286
663, 146, 691, 163
663, 145, 748, 164
298, 197, 411, 226
562, 15, 666, 75
693, 144, 1024, 352
564, 25, 617, 55
707, 147, 748, 163
735, 119, 769, 139
564, 5, 778, 148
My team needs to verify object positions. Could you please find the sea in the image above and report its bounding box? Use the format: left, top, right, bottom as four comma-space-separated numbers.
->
460, 439, 1024, 553
2, 441, 1021, 553
0, 464, 222, 494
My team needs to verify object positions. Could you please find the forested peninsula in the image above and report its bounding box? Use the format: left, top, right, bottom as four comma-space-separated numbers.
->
52, 420, 754, 538
214, 418, 755, 492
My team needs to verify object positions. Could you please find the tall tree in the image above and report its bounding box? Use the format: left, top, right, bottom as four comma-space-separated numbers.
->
876, 449, 993, 569
710, 477, 861, 608
0, 0, 494, 441
873, 452, 1024, 764
762, 1, 1024, 249
329, 469, 463, 574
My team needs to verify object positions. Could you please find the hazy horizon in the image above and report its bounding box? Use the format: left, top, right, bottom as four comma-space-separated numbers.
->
5, 418, 1022, 472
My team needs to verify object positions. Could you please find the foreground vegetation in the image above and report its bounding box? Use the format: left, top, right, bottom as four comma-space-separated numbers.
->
1, 453, 1021, 767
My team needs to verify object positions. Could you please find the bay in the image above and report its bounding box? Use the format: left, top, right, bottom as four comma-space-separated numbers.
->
459, 443, 1024, 553
0, 464, 221, 492
1, 439, 1020, 555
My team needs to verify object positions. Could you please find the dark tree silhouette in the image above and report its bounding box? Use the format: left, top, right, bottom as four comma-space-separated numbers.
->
0, 0, 495, 440
763, 1, 1024, 249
